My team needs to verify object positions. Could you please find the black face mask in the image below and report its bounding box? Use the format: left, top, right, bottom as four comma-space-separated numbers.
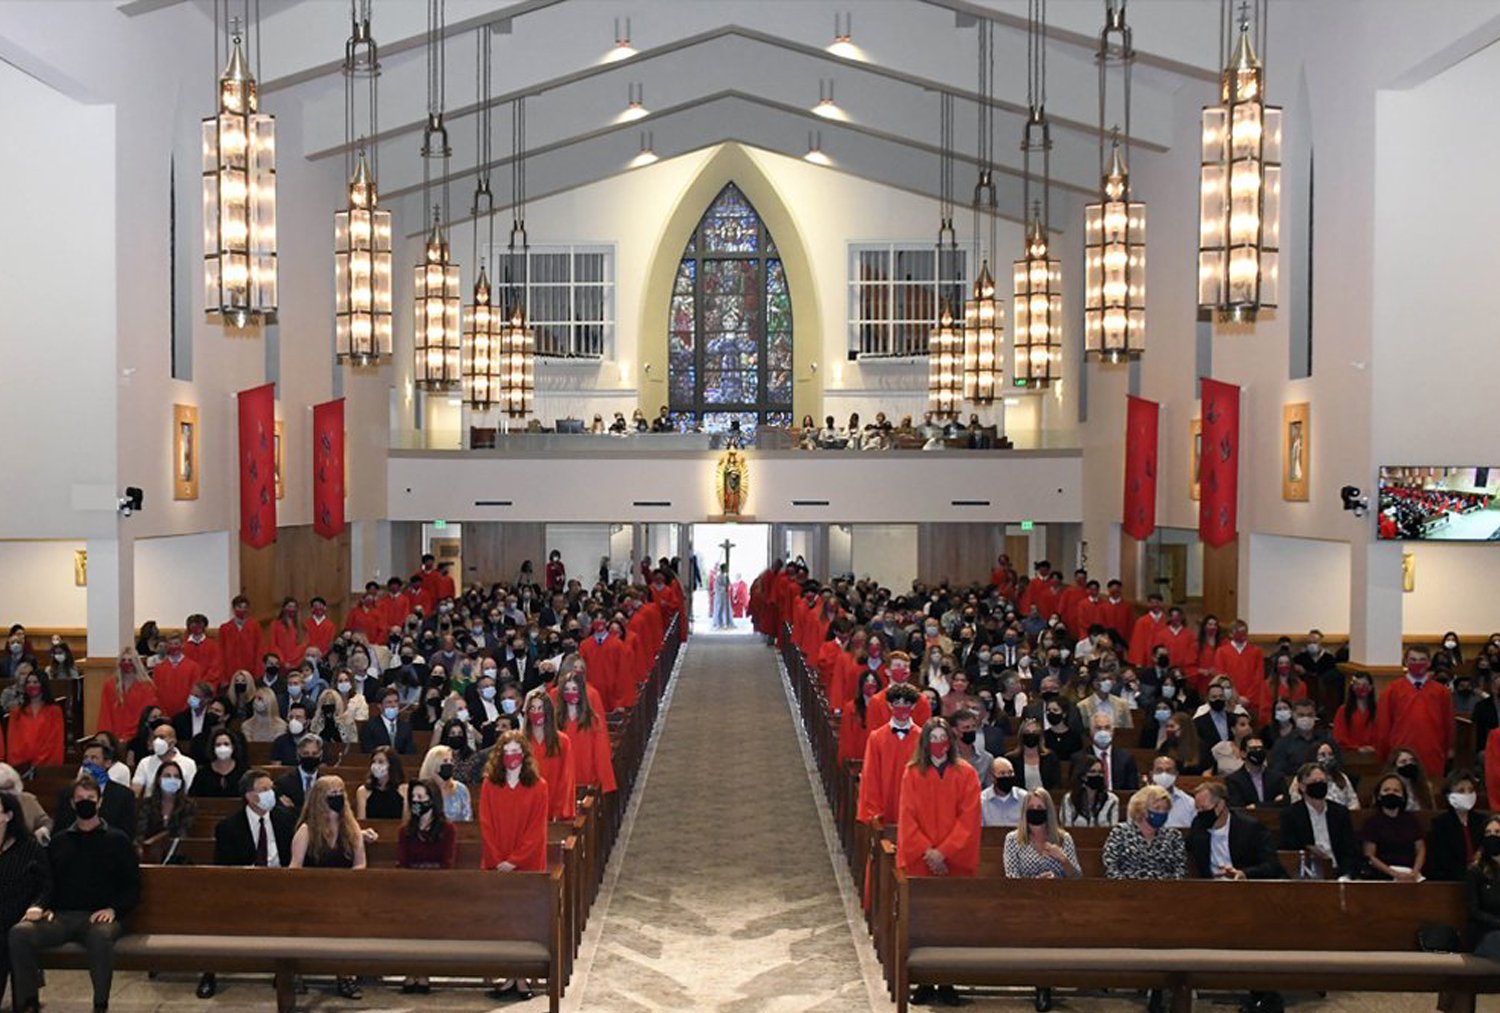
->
1245, 748, 1266, 767
1209, 698, 1227, 712
409, 799, 432, 817
1084, 773, 1105, 790
1396, 762, 1422, 782
299, 756, 321, 774
1025, 808, 1048, 826
326, 795, 345, 814
1021, 732, 1041, 749
438, 763, 455, 781
1046, 712, 1066, 727
960, 730, 977, 745
1378, 793, 1406, 814
1303, 780, 1329, 800
73, 799, 98, 820
1191, 809, 1219, 832
322, 705, 336, 719
1484, 837, 1500, 859
994, 776, 1017, 794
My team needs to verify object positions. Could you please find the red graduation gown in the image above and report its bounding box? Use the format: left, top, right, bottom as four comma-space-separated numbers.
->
97, 678, 159, 739
1151, 624, 1198, 669
1214, 642, 1267, 717
560, 713, 617, 793
866, 685, 932, 731
533, 732, 577, 820
1098, 598, 1135, 641
153, 655, 201, 716
479, 777, 549, 872
898, 760, 981, 877
217, 618, 263, 679
857, 724, 920, 824
1376, 677, 1454, 777
6, 703, 62, 767
181, 635, 224, 688
302, 616, 336, 658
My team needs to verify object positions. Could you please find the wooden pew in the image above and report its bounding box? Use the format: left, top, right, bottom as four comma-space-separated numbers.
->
894, 877, 1500, 1013
35, 866, 567, 1013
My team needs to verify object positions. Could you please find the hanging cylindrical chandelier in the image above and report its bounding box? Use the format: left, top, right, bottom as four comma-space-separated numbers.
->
462, 27, 501, 411
929, 93, 962, 418
203, 14, 276, 327
334, 1, 391, 366
497, 96, 536, 418
497, 301, 536, 419
1084, 1, 1146, 362
412, 0, 462, 390
1013, 0, 1061, 388
962, 19, 1003, 403
1198, 0, 1281, 323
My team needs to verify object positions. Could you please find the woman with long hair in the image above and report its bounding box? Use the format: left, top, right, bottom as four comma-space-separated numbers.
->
136, 759, 195, 857
1189, 615, 1222, 694
419, 745, 472, 822
190, 729, 246, 799
1005, 787, 1080, 1012
556, 669, 617, 796
1005, 717, 1061, 790
0, 791, 50, 1004
356, 746, 407, 821
7, 669, 63, 770
479, 731, 549, 873
96, 648, 158, 741
289, 774, 366, 999
396, 778, 456, 994
1386, 746, 1437, 811
838, 671, 883, 766
238, 687, 286, 743
1465, 814, 1500, 959
1060, 755, 1120, 826
524, 689, 575, 820
270, 597, 306, 669
1334, 673, 1379, 755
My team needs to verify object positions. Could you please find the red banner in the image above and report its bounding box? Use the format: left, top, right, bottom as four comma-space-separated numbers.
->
313, 398, 346, 540
237, 384, 277, 548
1122, 396, 1159, 541
1199, 378, 1241, 548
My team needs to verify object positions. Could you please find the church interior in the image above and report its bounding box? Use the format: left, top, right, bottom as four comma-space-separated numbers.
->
2, 0, 1500, 1010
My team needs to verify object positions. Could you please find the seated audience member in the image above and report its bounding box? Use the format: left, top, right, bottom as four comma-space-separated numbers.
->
356, 746, 407, 821
1225, 736, 1287, 809
360, 687, 415, 753
58, 742, 135, 834
170, 681, 216, 748
979, 757, 1025, 827
136, 760, 195, 857
1005, 786, 1079, 1013
310, 688, 357, 746
0, 792, 50, 1005
940, 670, 980, 719
334, 666, 371, 722
6, 670, 64, 771
1427, 770, 1484, 883
1466, 815, 1500, 960
1387, 746, 1437, 811
395, 777, 457, 995
1152, 710, 1202, 776
288, 775, 365, 999
1268, 699, 1333, 781
1361, 774, 1426, 881
1103, 783, 1186, 880
1452, 671, 1483, 719
950, 708, 992, 788
223, 671, 257, 722
46, 642, 82, 681
1076, 670, 1133, 729
1188, 779, 1283, 880
1211, 713, 1256, 776
1192, 679, 1239, 768
421, 745, 472, 822
274, 735, 325, 813
1472, 668, 1500, 760
10, 775, 140, 1013
131, 723, 197, 799
1280, 762, 1360, 878
432, 694, 482, 760
269, 703, 310, 766
239, 687, 286, 743
0, 765, 51, 843
191, 729, 246, 799
1148, 756, 1197, 829
123, 707, 165, 770
1071, 712, 1139, 791
1060, 756, 1120, 827
213, 769, 294, 867
1005, 717, 1060, 790
1294, 742, 1360, 811
1041, 697, 1081, 759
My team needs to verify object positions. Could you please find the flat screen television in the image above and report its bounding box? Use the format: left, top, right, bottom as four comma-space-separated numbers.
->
1377, 467, 1500, 541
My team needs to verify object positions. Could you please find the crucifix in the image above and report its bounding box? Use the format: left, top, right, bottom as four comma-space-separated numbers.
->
719, 537, 735, 574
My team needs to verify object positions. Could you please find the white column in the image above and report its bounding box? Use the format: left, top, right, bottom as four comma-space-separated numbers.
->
1349, 536, 1404, 665
84, 534, 134, 659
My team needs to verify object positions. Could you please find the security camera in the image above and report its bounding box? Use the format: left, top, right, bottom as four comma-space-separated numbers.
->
1340, 485, 1368, 518
117, 486, 144, 517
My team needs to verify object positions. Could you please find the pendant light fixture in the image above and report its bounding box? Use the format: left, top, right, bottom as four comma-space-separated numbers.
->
1084, 0, 1146, 363
928, 91, 962, 419
334, 0, 392, 365
462, 27, 501, 411
1013, 0, 1062, 389
498, 97, 536, 418
1198, 0, 1280, 323
203, 3, 276, 327
413, 0, 462, 391
962, 18, 1003, 405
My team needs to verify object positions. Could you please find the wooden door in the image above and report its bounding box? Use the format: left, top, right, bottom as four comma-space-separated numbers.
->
1159, 544, 1188, 606
1005, 535, 1030, 576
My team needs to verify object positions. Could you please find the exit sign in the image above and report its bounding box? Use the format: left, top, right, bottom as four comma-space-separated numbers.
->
432, 520, 448, 530
1020, 520, 1034, 531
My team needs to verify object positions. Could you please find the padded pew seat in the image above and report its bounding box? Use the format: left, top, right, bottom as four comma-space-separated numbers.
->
44, 935, 550, 975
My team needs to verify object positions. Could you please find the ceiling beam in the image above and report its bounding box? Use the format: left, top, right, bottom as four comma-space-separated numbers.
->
116, 0, 191, 16
916, 0, 1218, 83
306, 23, 1167, 164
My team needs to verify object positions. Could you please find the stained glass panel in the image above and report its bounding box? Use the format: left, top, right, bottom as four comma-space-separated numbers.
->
667, 183, 792, 428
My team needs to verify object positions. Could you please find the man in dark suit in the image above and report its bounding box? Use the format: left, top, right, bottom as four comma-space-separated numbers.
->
359, 686, 414, 754
198, 769, 297, 997
274, 735, 325, 812
56, 740, 135, 834
1070, 711, 1140, 791
1279, 763, 1360, 877
1193, 682, 1236, 769
1225, 737, 1289, 809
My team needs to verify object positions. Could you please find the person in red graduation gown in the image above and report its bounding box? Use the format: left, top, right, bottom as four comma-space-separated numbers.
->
152, 633, 201, 716
431, 561, 457, 603
1074, 581, 1106, 639
897, 716, 981, 879
749, 565, 777, 636
179, 614, 224, 688
730, 576, 749, 618
1376, 646, 1454, 778
217, 596, 263, 680
1213, 620, 1267, 718
96, 651, 159, 739
989, 555, 1018, 602
858, 682, 923, 826
380, 577, 412, 633
524, 689, 576, 821
866, 652, 932, 729
816, 622, 854, 697
652, 572, 688, 643
1057, 569, 1090, 637
412, 554, 454, 604
408, 575, 436, 622
269, 598, 307, 668
1190, 615, 1224, 692
554, 670, 616, 795
479, 731, 549, 872
579, 618, 630, 712
7, 669, 64, 769
345, 584, 388, 644
838, 671, 885, 766
828, 632, 871, 713
1018, 562, 1055, 618
1097, 580, 1135, 644
303, 596, 337, 658
1151, 607, 1198, 670
1127, 594, 1168, 667
606, 618, 641, 711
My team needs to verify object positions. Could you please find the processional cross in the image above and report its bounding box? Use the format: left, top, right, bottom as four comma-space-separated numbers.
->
719, 538, 735, 573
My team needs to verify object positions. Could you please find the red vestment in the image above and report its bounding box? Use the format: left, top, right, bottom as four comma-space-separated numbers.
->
1213, 642, 1267, 717
153, 655, 201, 716
181, 635, 224, 687
838, 702, 873, 765
1333, 704, 1377, 753
580, 634, 631, 712
303, 616, 336, 657
269, 620, 306, 667
560, 714, 617, 793
217, 619, 263, 678
866, 687, 933, 731
344, 603, 387, 644
479, 777, 549, 871
1128, 611, 1167, 666
857, 724, 920, 824
97, 678, 159, 739
1098, 597, 1134, 641
533, 732, 577, 820
897, 761, 981, 877
1151, 624, 1198, 669
380, 592, 411, 632
1057, 584, 1089, 636
6, 703, 61, 767
730, 580, 749, 618
1376, 677, 1454, 777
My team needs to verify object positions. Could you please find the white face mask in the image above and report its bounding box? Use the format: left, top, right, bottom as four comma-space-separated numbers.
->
1152, 771, 1177, 789
214, 744, 234, 761
1450, 791, 1477, 814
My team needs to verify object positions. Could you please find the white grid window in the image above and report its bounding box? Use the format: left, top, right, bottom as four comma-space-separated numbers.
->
848, 243, 967, 358
491, 244, 614, 358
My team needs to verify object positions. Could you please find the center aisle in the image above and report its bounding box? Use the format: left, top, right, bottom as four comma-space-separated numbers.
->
572, 634, 874, 1012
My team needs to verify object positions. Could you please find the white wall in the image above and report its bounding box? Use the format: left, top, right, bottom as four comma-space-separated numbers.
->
0, 541, 88, 627
133, 531, 233, 627
1244, 533, 1352, 635
850, 524, 918, 590
544, 524, 614, 587
1401, 543, 1500, 637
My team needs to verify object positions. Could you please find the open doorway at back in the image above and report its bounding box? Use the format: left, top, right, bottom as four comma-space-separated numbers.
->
690, 522, 769, 634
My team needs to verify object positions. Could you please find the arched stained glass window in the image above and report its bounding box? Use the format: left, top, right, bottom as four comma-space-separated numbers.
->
668, 183, 793, 435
